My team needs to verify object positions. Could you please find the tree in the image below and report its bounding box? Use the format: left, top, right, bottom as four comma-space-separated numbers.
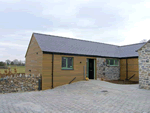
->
18, 60, 25, 66
0, 61, 5, 66
13, 59, 19, 65
21, 60, 25, 66
5, 59, 11, 65
140, 39, 147, 43
11, 61, 14, 65
17, 60, 21, 66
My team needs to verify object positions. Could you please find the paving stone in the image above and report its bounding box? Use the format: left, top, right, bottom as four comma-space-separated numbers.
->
0, 80, 150, 113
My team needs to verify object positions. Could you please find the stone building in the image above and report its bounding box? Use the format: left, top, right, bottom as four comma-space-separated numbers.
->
138, 40, 150, 90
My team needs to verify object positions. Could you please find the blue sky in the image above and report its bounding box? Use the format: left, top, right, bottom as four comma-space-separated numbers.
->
0, 0, 150, 61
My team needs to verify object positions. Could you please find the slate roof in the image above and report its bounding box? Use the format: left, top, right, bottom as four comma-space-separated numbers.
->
119, 43, 146, 58
33, 33, 146, 58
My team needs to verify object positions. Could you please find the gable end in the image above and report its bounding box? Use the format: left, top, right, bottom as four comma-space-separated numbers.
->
25, 34, 42, 57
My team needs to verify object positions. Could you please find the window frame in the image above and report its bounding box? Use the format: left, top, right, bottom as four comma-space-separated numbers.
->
106, 59, 119, 66
62, 57, 74, 70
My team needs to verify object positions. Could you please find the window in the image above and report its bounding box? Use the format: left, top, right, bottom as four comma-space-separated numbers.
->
110, 59, 114, 65
62, 57, 73, 69
106, 59, 119, 66
114, 59, 119, 65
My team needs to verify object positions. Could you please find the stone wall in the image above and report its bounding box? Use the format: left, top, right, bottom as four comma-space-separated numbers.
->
97, 58, 120, 80
138, 42, 150, 90
0, 74, 42, 93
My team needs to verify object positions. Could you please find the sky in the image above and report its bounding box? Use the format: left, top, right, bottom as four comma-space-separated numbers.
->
0, 0, 150, 62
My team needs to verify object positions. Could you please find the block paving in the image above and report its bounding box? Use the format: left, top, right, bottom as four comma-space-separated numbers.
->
0, 80, 150, 113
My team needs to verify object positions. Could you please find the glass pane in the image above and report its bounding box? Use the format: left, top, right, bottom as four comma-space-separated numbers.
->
106, 59, 109, 64
68, 57, 73, 68
62, 57, 66, 67
90, 62, 92, 68
115, 60, 119, 65
110, 59, 114, 65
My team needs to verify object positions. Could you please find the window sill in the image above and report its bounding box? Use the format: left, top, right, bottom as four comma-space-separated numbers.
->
108, 65, 119, 67
61, 69, 74, 70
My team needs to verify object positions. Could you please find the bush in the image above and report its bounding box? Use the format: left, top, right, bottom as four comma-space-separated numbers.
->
0, 62, 6, 66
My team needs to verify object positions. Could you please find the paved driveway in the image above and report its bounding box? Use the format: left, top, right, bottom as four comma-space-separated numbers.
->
0, 80, 150, 113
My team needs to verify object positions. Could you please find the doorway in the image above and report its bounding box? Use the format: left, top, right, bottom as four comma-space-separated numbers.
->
87, 59, 95, 79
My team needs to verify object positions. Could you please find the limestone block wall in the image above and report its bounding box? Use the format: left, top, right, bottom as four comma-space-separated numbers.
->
138, 42, 150, 90
0, 74, 42, 94
97, 58, 120, 80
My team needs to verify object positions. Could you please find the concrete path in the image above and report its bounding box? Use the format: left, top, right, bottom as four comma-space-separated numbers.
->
0, 80, 150, 113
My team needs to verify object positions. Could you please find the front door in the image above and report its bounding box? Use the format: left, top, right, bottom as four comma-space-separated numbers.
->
89, 59, 94, 79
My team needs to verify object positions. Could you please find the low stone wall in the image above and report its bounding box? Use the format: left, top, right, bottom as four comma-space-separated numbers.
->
138, 42, 150, 90
0, 74, 42, 93
97, 58, 120, 80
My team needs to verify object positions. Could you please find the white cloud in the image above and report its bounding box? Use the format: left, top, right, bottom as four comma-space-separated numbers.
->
41, 0, 92, 18
0, 0, 20, 3
40, 30, 77, 39
0, 42, 26, 47
116, 19, 150, 46
0, 48, 6, 51
0, 52, 25, 61
76, 19, 96, 27
1, 0, 150, 61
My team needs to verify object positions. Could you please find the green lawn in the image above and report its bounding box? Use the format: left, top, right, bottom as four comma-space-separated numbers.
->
0, 65, 25, 74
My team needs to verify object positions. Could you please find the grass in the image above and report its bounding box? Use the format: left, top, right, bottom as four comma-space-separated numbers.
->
0, 65, 25, 74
